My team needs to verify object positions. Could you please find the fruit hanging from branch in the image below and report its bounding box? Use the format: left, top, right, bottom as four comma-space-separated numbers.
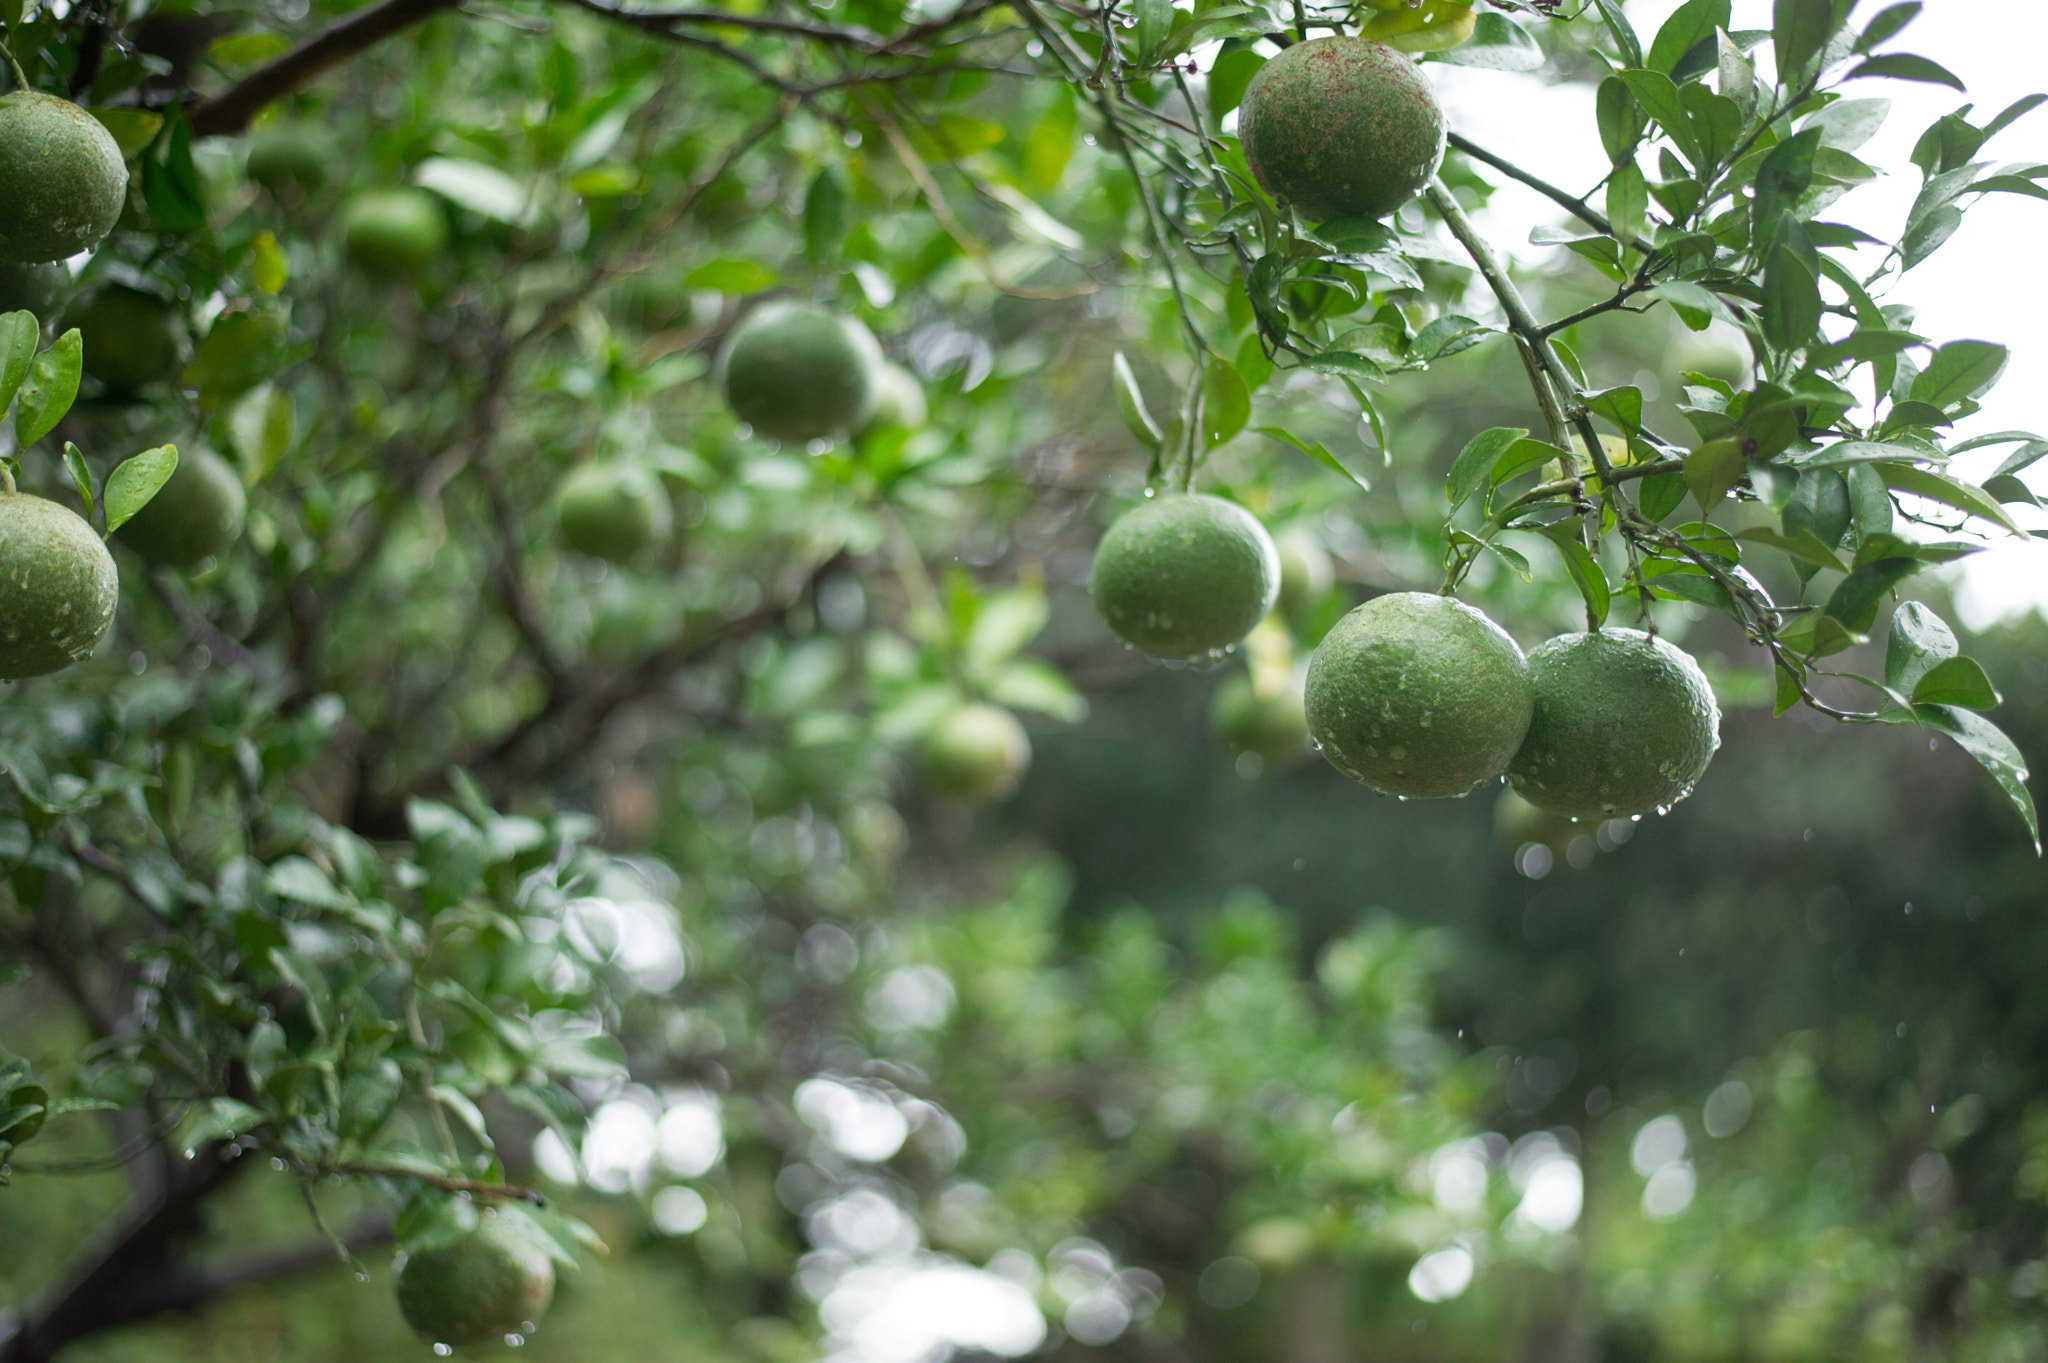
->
1239, 37, 1447, 222
0, 91, 129, 264
1088, 494, 1280, 661
114, 445, 247, 570
0, 490, 119, 680
1304, 593, 1533, 800
720, 302, 883, 444
394, 1215, 557, 1347
556, 461, 670, 563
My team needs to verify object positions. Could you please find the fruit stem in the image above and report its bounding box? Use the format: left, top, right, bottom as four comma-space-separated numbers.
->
0, 33, 28, 90
0, 461, 16, 495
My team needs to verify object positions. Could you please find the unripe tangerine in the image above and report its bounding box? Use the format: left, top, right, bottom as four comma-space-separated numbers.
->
116, 446, 246, 569
341, 187, 449, 279
0, 492, 120, 679
557, 462, 670, 563
1088, 494, 1279, 660
721, 302, 882, 444
395, 1218, 556, 1347
921, 703, 1030, 803
0, 92, 129, 264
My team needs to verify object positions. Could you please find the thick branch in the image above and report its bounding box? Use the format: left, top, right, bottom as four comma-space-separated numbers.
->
187, 0, 463, 137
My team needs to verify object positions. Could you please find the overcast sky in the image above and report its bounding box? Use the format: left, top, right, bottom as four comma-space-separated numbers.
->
1429, 0, 2048, 629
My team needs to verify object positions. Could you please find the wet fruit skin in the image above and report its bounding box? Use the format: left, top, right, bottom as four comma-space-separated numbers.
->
116, 446, 246, 569
70, 286, 185, 392
0, 260, 71, 318
1088, 495, 1280, 660
1212, 673, 1310, 764
721, 302, 882, 443
0, 492, 120, 679
341, 188, 450, 279
1305, 592, 1533, 799
395, 1218, 556, 1346
1239, 37, 1447, 222
921, 703, 1030, 803
1508, 628, 1722, 820
557, 462, 669, 562
0, 92, 130, 264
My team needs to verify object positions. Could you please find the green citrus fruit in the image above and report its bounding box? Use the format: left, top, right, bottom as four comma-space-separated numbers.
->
1088, 494, 1280, 660
1211, 673, 1309, 765
341, 187, 449, 279
557, 462, 670, 563
1304, 592, 1532, 798
610, 271, 697, 331
720, 302, 882, 443
1239, 36, 1447, 222
863, 361, 927, 432
115, 446, 246, 569
921, 703, 1030, 803
0, 491, 119, 679
1359, 0, 1477, 52
1507, 628, 1721, 819
245, 124, 337, 198
0, 259, 70, 318
1274, 525, 1333, 620
70, 285, 185, 392
396, 1217, 556, 1346
0, 92, 129, 264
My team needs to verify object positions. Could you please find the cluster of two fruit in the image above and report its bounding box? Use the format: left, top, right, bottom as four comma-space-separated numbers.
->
1091, 495, 1722, 819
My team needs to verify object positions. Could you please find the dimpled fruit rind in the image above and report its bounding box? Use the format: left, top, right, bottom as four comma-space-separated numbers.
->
0, 93, 129, 264
1305, 592, 1532, 799
721, 302, 882, 443
1088, 495, 1280, 660
1238, 37, 1447, 222
341, 187, 449, 278
921, 702, 1031, 803
557, 462, 669, 562
395, 1219, 556, 1347
116, 446, 246, 569
1508, 628, 1721, 820
72, 286, 184, 392
0, 493, 119, 679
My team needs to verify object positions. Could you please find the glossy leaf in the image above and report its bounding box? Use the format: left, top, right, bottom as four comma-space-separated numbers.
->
104, 447, 180, 533
14, 330, 82, 448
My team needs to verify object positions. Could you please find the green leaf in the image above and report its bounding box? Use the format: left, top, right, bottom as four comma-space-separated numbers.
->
1650, 281, 1737, 331
1685, 438, 1746, 512
1855, 2, 1920, 53
1761, 239, 1822, 351
803, 169, 847, 263
1256, 427, 1369, 493
0, 311, 37, 416
1618, 69, 1700, 166
1207, 49, 1265, 121
1535, 525, 1610, 627
1824, 556, 1920, 631
1606, 159, 1648, 248
1592, 0, 1645, 68
1875, 461, 2025, 534
414, 157, 527, 222
1446, 427, 1528, 510
1409, 316, 1490, 363
63, 443, 93, 521
1132, 0, 1173, 64
1597, 76, 1646, 164
1488, 437, 1561, 490
1733, 526, 1846, 573
1909, 340, 2009, 410
685, 259, 777, 294
103, 446, 180, 533
1113, 352, 1162, 453
1433, 13, 1545, 71
141, 111, 206, 234
1647, 0, 1730, 75
1773, 0, 1841, 83
1846, 53, 1965, 91
1203, 356, 1251, 450
1640, 469, 1688, 521
1912, 655, 2000, 710
1753, 128, 1822, 243
988, 658, 1087, 722
1584, 386, 1643, 433
1025, 83, 1077, 189
1908, 704, 2038, 850
14, 330, 82, 447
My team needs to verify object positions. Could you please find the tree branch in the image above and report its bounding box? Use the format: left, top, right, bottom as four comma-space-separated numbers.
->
1446, 131, 1655, 255
187, 0, 464, 138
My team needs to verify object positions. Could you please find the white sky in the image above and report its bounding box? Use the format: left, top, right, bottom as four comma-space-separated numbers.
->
1430, 0, 2048, 629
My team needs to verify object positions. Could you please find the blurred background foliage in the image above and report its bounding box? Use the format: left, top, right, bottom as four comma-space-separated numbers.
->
2, 0, 2046, 1358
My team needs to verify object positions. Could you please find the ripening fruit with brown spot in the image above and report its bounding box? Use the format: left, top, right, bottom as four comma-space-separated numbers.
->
1239, 37, 1447, 222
